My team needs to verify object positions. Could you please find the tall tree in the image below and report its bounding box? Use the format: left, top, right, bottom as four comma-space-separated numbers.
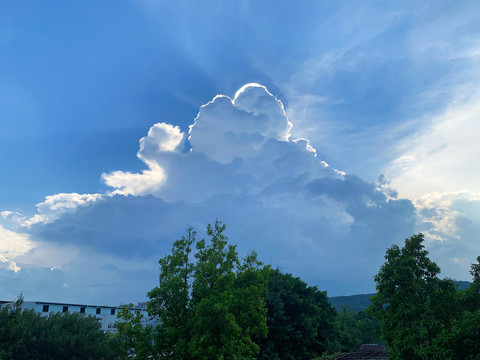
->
332, 308, 382, 353
148, 221, 267, 360
189, 221, 267, 360
259, 269, 336, 360
368, 233, 458, 360
111, 305, 155, 360
461, 256, 480, 313
147, 227, 195, 359
423, 257, 480, 359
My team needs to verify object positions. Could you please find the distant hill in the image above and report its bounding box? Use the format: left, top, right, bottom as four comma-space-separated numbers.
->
329, 293, 375, 312
329, 280, 472, 312
456, 280, 471, 290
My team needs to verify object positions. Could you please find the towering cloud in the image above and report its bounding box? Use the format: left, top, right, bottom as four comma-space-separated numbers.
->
102, 122, 184, 196
189, 84, 292, 163
0, 84, 461, 304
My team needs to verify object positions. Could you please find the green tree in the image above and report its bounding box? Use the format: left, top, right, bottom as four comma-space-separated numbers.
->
0, 295, 31, 359
0, 295, 114, 360
148, 220, 268, 360
368, 234, 459, 360
461, 256, 480, 313
259, 269, 336, 360
39, 311, 114, 360
147, 227, 195, 359
422, 257, 480, 360
111, 305, 155, 360
422, 309, 480, 360
332, 308, 381, 353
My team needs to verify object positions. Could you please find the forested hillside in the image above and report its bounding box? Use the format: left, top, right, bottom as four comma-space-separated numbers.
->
329, 280, 471, 312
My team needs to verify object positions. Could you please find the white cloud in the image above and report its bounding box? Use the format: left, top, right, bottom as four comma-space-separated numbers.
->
3, 83, 468, 302
23, 193, 103, 227
1, 211, 26, 228
142, 122, 185, 153
189, 83, 292, 164
0, 225, 35, 273
12, 84, 420, 299
102, 123, 184, 196
416, 191, 480, 241
101, 84, 340, 202
385, 95, 480, 199
102, 165, 166, 197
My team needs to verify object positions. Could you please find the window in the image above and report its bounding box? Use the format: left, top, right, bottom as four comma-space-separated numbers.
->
111, 308, 115, 315
80, 307, 85, 313
96, 308, 101, 315
62, 306, 68, 313
42, 304, 49, 312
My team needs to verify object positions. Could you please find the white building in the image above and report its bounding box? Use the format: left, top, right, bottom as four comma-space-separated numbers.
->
0, 300, 156, 333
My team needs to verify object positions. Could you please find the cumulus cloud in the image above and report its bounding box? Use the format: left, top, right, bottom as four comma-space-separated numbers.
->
101, 84, 300, 199
189, 84, 292, 164
5, 83, 475, 302
11, 84, 421, 297
0, 225, 35, 273
22, 193, 103, 227
415, 191, 480, 242
100, 84, 340, 201
102, 123, 184, 196
412, 191, 480, 281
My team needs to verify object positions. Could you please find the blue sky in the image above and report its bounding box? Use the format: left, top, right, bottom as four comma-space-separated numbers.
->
1, 0, 480, 305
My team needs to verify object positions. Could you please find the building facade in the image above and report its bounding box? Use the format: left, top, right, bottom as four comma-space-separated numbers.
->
0, 300, 156, 333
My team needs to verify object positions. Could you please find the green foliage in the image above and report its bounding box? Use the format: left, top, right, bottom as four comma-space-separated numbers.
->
369, 234, 480, 360
148, 220, 268, 360
422, 310, 480, 360
328, 294, 375, 313
259, 269, 336, 360
427, 256, 480, 360
110, 305, 155, 359
332, 308, 381, 353
0, 295, 114, 360
147, 222, 339, 360
368, 233, 455, 359
461, 256, 480, 313
147, 227, 195, 358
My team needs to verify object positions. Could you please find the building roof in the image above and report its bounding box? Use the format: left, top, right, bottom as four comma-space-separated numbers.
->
328, 344, 388, 360
1, 300, 147, 311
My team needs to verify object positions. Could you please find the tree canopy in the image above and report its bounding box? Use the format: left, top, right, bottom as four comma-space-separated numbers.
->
369, 233, 480, 360
259, 269, 336, 360
147, 221, 268, 360
0, 296, 115, 360
140, 221, 340, 360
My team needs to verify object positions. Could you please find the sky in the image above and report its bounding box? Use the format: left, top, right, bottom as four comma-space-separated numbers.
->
1, 0, 480, 305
